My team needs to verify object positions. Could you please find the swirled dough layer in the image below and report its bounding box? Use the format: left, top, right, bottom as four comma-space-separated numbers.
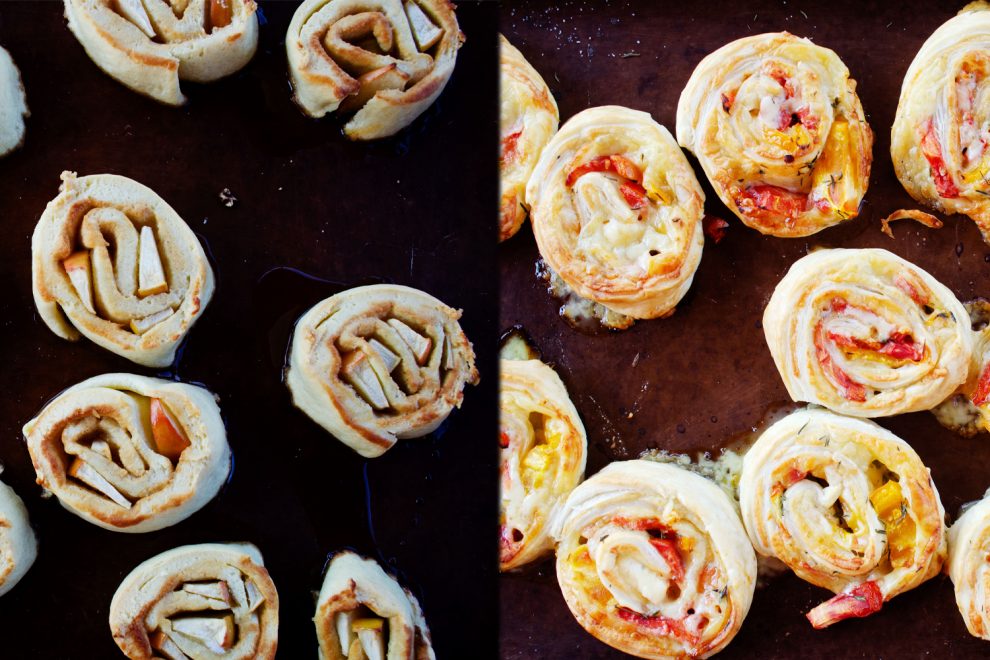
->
948, 494, 990, 639
0, 45, 28, 156
0, 481, 36, 598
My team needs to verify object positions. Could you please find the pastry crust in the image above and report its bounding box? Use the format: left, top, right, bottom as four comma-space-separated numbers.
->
0, 45, 28, 156
32, 171, 215, 368
0, 481, 36, 598
499, 359, 586, 571
892, 2, 990, 240
23, 373, 230, 533
286, 0, 464, 140
948, 494, 990, 639
739, 409, 946, 627
553, 460, 756, 659
499, 34, 558, 242
527, 106, 706, 319
109, 542, 278, 659
676, 32, 873, 237
764, 248, 972, 416
315, 551, 434, 660
286, 284, 479, 458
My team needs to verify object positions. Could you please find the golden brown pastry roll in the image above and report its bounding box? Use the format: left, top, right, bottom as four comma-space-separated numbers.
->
315, 551, 434, 660
740, 409, 946, 628
677, 32, 873, 237
0, 45, 27, 157
23, 373, 230, 533
286, 0, 463, 140
553, 460, 756, 659
64, 0, 258, 105
499, 358, 586, 571
499, 34, 558, 242
527, 106, 706, 320
32, 171, 215, 368
948, 493, 990, 639
892, 2, 990, 240
764, 248, 972, 417
0, 480, 36, 598
109, 542, 278, 659
286, 284, 478, 458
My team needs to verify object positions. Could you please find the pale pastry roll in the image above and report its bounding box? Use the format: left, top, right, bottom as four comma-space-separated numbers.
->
553, 460, 756, 659
739, 408, 946, 628
499, 359, 586, 571
676, 32, 873, 237
286, 0, 463, 140
110, 542, 279, 659
0, 481, 37, 598
892, 2, 990, 241
0, 45, 28, 156
499, 34, 558, 242
64, 0, 258, 106
948, 494, 990, 639
764, 248, 972, 417
32, 171, 215, 368
23, 373, 230, 533
286, 284, 478, 458
968, 306, 990, 427
527, 106, 706, 319
315, 551, 434, 660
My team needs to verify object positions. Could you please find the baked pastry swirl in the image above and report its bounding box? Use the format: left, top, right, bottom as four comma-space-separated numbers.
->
892, 2, 990, 241
553, 460, 756, 659
0, 45, 28, 156
676, 32, 873, 237
499, 34, 558, 242
286, 284, 478, 458
32, 172, 215, 368
527, 106, 706, 320
315, 551, 434, 660
110, 542, 278, 659
499, 358, 586, 571
286, 0, 463, 140
948, 493, 990, 639
764, 248, 972, 417
739, 408, 946, 628
23, 373, 230, 533
0, 480, 37, 598
64, 0, 258, 105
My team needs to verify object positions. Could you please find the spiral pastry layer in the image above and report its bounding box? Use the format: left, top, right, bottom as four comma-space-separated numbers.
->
499, 34, 558, 242
739, 408, 946, 628
286, 284, 478, 458
315, 551, 434, 660
0, 45, 27, 156
286, 0, 463, 140
676, 32, 873, 237
23, 373, 230, 533
0, 481, 36, 598
527, 106, 706, 320
110, 542, 279, 659
32, 172, 215, 367
553, 460, 756, 659
948, 494, 990, 639
892, 2, 990, 241
499, 359, 586, 571
764, 248, 972, 417
64, 0, 258, 105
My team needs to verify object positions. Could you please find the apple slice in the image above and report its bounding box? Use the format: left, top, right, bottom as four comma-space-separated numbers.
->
129, 307, 174, 334
342, 351, 389, 409
90, 439, 113, 461
209, 0, 233, 31
138, 226, 168, 297
63, 251, 95, 314
442, 332, 455, 370
172, 615, 235, 654
182, 581, 231, 605
353, 618, 385, 660
150, 631, 190, 660
114, 0, 156, 38
404, 0, 443, 50
150, 398, 191, 461
335, 610, 357, 655
387, 319, 432, 365
368, 339, 400, 372
339, 64, 409, 114
68, 458, 131, 508
246, 579, 265, 613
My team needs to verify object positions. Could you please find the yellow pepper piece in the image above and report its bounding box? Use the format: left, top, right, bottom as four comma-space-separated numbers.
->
869, 480, 916, 568
869, 480, 902, 521
810, 119, 861, 218
962, 155, 990, 187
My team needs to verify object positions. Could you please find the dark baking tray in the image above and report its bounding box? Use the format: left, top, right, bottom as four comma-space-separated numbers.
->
0, 1, 498, 657
499, 1, 990, 658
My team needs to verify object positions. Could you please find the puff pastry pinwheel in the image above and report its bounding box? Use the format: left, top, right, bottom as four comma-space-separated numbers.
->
286, 284, 478, 458
109, 542, 279, 659
0, 45, 27, 156
315, 551, 434, 660
891, 2, 990, 241
676, 32, 873, 237
499, 359, 586, 571
947, 493, 990, 639
0, 480, 36, 598
23, 373, 230, 533
286, 0, 463, 140
64, 0, 258, 105
32, 171, 215, 368
499, 34, 558, 242
764, 248, 972, 417
553, 460, 756, 659
527, 106, 706, 320
739, 408, 946, 629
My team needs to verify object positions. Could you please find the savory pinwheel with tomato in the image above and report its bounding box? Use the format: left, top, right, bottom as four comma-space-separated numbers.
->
948, 491, 990, 640
676, 32, 872, 237
739, 408, 947, 629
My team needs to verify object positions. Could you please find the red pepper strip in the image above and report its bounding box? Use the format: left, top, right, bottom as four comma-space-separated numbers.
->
499, 431, 511, 449
814, 322, 867, 402
973, 362, 990, 406
648, 538, 685, 583
721, 91, 735, 112
920, 119, 960, 198
893, 274, 932, 308
703, 215, 730, 243
737, 185, 808, 219
826, 330, 923, 362
620, 181, 649, 209
806, 581, 884, 629
612, 516, 674, 534
500, 130, 522, 166
797, 106, 819, 132
565, 155, 644, 187
616, 607, 696, 643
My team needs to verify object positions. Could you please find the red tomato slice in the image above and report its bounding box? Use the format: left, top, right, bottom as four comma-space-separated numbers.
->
920, 119, 960, 198
806, 581, 883, 629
